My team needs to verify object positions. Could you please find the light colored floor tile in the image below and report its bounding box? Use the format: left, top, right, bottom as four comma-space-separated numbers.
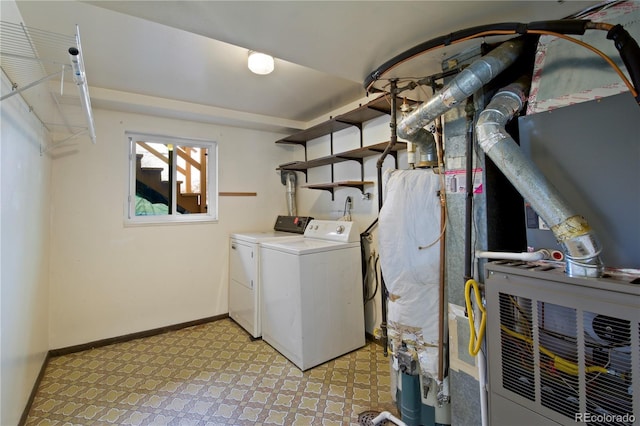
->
26, 318, 397, 425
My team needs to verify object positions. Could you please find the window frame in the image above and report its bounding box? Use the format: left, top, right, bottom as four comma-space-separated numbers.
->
125, 131, 218, 225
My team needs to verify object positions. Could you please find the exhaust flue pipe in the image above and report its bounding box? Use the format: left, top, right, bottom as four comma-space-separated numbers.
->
285, 171, 297, 216
475, 81, 604, 278
397, 39, 524, 164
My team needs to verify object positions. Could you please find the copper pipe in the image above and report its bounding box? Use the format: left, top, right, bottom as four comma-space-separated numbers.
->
434, 116, 446, 383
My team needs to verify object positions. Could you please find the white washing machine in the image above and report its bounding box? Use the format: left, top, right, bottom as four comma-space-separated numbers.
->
228, 216, 312, 338
259, 220, 365, 370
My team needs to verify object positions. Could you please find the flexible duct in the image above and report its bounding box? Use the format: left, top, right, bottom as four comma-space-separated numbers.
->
285, 171, 297, 216
475, 80, 604, 278
396, 40, 523, 165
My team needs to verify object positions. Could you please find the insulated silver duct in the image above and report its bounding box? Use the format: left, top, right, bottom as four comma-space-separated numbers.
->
475, 81, 604, 278
285, 171, 297, 216
397, 39, 524, 164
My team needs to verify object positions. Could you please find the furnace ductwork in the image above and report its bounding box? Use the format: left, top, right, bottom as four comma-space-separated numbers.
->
397, 39, 524, 164
475, 81, 604, 278
285, 171, 297, 216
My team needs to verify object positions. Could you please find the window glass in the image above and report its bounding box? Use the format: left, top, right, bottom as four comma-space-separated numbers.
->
126, 132, 217, 224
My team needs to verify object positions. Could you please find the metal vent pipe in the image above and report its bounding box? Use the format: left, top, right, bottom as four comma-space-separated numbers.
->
397, 39, 524, 164
285, 171, 297, 216
475, 81, 604, 278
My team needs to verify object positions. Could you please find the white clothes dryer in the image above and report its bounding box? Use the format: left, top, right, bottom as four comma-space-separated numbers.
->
228, 216, 312, 338
259, 220, 365, 370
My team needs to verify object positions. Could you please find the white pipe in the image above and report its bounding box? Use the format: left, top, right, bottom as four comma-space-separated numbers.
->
475, 249, 550, 262
68, 27, 97, 144
372, 411, 408, 426
477, 329, 488, 426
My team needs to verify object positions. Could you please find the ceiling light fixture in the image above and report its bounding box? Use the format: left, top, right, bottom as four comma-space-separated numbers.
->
247, 51, 274, 75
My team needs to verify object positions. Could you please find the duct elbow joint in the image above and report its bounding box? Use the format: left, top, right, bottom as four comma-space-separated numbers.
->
398, 127, 437, 165
554, 215, 604, 277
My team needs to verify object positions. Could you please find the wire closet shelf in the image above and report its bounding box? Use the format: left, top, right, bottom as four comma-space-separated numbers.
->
0, 20, 96, 145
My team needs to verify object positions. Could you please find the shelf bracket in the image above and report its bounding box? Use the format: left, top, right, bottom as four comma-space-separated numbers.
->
317, 186, 335, 201
335, 120, 364, 148
0, 69, 63, 102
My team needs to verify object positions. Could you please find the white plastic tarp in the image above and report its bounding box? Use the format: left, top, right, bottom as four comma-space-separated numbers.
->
379, 169, 442, 382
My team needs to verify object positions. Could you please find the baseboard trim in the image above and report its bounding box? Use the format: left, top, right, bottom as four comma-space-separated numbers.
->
18, 351, 51, 426
20, 314, 227, 424
49, 314, 227, 357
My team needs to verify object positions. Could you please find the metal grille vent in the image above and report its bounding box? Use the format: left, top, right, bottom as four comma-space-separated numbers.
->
584, 312, 632, 424
499, 292, 535, 401
537, 302, 578, 419
497, 290, 635, 425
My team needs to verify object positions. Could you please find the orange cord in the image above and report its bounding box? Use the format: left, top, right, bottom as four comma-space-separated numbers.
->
529, 29, 638, 98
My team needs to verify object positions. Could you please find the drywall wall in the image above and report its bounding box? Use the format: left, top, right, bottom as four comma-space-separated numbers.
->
1, 71, 52, 425
48, 107, 292, 349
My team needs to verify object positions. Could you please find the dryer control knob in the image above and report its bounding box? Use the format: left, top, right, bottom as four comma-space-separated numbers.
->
336, 225, 345, 234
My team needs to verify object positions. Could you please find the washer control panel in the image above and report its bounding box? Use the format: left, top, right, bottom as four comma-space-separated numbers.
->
273, 215, 313, 234
303, 220, 359, 242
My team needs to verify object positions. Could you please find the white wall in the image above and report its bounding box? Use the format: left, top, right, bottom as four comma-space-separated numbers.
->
1, 72, 52, 425
48, 107, 292, 349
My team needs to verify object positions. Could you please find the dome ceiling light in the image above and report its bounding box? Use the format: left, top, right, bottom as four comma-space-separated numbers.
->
247, 51, 274, 75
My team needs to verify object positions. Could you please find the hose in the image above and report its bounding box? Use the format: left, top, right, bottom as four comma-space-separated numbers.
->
607, 23, 640, 103
466, 278, 609, 376
368, 256, 380, 303
372, 411, 408, 426
499, 325, 609, 376
465, 279, 486, 357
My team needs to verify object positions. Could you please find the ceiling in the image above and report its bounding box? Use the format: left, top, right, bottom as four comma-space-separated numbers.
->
3, 0, 601, 138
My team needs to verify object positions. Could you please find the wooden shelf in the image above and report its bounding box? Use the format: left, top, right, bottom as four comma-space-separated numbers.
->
275, 95, 415, 199
302, 180, 375, 197
278, 141, 407, 172
275, 96, 403, 146
303, 181, 375, 189
276, 120, 353, 145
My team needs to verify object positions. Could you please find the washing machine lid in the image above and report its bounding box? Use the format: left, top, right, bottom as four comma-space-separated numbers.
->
230, 231, 303, 244
261, 238, 359, 255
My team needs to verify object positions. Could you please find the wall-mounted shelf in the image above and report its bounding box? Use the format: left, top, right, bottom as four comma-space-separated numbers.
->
275, 95, 397, 146
302, 181, 375, 198
276, 94, 415, 199
278, 141, 407, 173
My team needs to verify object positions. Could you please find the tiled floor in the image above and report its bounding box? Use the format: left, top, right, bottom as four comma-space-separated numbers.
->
26, 318, 398, 425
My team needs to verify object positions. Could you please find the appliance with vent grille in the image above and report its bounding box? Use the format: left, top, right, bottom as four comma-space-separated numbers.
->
485, 261, 639, 426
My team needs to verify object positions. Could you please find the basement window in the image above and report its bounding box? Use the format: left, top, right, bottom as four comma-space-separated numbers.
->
126, 132, 218, 224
